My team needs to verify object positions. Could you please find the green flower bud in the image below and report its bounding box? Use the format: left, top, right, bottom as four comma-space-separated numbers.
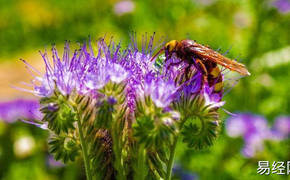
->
48, 135, 80, 163
40, 90, 76, 134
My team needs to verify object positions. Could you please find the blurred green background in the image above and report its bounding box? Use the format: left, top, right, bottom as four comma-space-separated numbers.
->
0, 0, 289, 179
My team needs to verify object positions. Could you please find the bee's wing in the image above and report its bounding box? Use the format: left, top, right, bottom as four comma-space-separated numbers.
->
189, 44, 250, 76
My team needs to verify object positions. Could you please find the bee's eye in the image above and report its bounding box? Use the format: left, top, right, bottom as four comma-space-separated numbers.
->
166, 45, 170, 51
165, 40, 177, 52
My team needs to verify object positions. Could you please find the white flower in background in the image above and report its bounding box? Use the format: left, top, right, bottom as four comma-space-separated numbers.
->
13, 136, 35, 158
114, 1, 135, 16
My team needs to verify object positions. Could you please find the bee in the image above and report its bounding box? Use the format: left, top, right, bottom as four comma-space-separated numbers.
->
151, 40, 250, 93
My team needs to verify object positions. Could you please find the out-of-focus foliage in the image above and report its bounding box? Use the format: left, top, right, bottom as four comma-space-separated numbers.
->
0, 0, 289, 179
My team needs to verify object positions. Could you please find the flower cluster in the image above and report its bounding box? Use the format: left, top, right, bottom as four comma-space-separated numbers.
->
113, 0, 135, 16
20, 34, 231, 179
21, 37, 226, 113
272, 0, 290, 14
226, 113, 290, 158
272, 116, 290, 139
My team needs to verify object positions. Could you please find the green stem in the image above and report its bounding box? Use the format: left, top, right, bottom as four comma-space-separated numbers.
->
166, 134, 179, 180
77, 118, 92, 180
166, 118, 187, 180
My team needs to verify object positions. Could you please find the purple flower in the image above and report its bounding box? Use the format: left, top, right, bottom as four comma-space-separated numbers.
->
21, 41, 130, 97
226, 113, 271, 158
84, 65, 110, 91
203, 84, 225, 108
0, 99, 42, 123
272, 0, 290, 13
241, 132, 265, 158
173, 165, 198, 180
109, 63, 129, 83
227, 113, 290, 157
21, 34, 227, 114
47, 155, 65, 168
84, 63, 128, 91
181, 173, 198, 180
271, 116, 290, 139
114, 0, 135, 16
141, 74, 177, 108
120, 50, 156, 110
107, 96, 117, 105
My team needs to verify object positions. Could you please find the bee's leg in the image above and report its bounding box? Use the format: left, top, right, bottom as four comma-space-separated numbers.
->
184, 65, 191, 81
194, 59, 209, 90
195, 59, 208, 76
167, 60, 183, 69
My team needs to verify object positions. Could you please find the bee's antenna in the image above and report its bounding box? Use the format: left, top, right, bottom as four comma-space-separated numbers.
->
150, 47, 165, 62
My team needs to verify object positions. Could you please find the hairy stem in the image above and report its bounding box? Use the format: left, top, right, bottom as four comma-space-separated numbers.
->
166, 119, 186, 180
77, 117, 92, 180
166, 134, 179, 180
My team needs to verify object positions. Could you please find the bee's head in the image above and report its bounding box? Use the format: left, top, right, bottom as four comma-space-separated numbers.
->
165, 40, 178, 59
165, 40, 178, 53
150, 40, 179, 62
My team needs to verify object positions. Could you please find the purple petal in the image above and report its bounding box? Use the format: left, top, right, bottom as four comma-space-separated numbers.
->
272, 116, 290, 138
0, 99, 42, 123
273, 0, 290, 13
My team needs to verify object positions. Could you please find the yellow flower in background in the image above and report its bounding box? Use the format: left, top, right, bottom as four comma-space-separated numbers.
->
17, 0, 61, 27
